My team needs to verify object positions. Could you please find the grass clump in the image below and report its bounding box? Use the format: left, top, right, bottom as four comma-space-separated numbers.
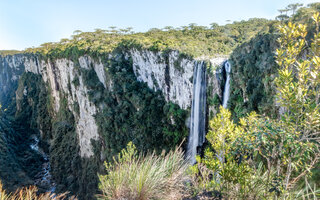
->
98, 142, 188, 200
0, 181, 76, 200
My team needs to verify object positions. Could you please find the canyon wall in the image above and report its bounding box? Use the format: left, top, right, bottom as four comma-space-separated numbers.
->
0, 50, 226, 199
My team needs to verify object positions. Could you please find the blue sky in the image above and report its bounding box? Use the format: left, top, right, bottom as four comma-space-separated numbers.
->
0, 0, 317, 50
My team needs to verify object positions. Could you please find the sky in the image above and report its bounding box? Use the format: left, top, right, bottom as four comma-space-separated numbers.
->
0, 0, 317, 50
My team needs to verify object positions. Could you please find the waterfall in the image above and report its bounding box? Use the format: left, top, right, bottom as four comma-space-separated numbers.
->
216, 61, 232, 178
187, 61, 206, 164
186, 61, 231, 164
222, 61, 231, 108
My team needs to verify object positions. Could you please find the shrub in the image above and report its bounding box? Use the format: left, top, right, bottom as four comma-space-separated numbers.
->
98, 142, 188, 200
189, 13, 320, 199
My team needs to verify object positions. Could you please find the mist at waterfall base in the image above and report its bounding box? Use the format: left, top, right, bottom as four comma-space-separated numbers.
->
187, 61, 231, 164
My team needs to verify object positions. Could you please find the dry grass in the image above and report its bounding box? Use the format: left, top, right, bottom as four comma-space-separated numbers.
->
0, 181, 76, 200
98, 142, 189, 200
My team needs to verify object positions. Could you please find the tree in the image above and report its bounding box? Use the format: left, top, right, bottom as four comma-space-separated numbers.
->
163, 26, 174, 31
277, 9, 290, 21
126, 27, 134, 34
286, 3, 303, 16
276, 14, 289, 21
191, 12, 320, 199
188, 23, 198, 30
210, 23, 219, 29
275, 13, 320, 189
73, 30, 82, 35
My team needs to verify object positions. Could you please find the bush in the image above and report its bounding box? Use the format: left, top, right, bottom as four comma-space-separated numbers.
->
189, 14, 320, 199
98, 142, 188, 200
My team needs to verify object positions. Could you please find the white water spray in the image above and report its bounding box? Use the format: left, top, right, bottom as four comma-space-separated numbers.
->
187, 61, 206, 164
187, 61, 231, 164
216, 61, 232, 180
222, 61, 231, 108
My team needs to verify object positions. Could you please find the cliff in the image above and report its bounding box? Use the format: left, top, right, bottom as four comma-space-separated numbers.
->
0, 49, 226, 198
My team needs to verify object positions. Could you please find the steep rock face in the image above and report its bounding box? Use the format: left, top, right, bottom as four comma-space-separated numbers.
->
0, 50, 227, 198
23, 56, 102, 157
0, 55, 25, 108
0, 50, 197, 157
206, 56, 228, 119
18, 51, 195, 157
130, 49, 228, 113
130, 49, 194, 109
0, 57, 48, 191
0, 51, 227, 159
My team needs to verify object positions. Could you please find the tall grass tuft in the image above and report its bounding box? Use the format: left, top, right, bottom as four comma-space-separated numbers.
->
98, 142, 189, 200
0, 182, 10, 200
0, 181, 76, 200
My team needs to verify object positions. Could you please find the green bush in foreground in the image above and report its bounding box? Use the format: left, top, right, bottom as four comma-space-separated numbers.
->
98, 142, 188, 200
189, 13, 320, 200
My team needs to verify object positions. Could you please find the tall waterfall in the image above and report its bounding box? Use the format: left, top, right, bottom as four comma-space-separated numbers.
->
187, 61, 206, 164
222, 61, 231, 108
216, 61, 232, 171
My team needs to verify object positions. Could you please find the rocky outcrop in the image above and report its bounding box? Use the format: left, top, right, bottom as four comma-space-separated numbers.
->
130, 49, 194, 109
0, 54, 25, 107
0, 50, 229, 200
206, 56, 228, 118
0, 50, 227, 159
23, 56, 101, 157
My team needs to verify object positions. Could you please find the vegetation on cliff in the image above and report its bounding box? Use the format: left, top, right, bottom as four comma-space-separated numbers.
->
189, 12, 320, 199
228, 2, 320, 120
0, 3, 320, 200
20, 18, 271, 60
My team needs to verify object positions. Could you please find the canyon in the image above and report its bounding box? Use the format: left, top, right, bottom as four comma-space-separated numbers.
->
0, 50, 229, 198
1, 3, 319, 199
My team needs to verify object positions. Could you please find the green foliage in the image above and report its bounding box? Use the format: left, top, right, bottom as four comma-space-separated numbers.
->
72, 76, 80, 88
23, 18, 271, 60
229, 4, 320, 121
0, 72, 99, 199
207, 93, 221, 119
228, 30, 279, 121
1, 46, 189, 200
15, 73, 52, 135
192, 106, 320, 199
49, 94, 100, 199
275, 13, 320, 189
0, 119, 35, 191
0, 73, 49, 192
0, 55, 25, 113
0, 50, 21, 56
190, 107, 272, 199
191, 14, 320, 199
2, 4, 319, 200
163, 103, 189, 144
89, 54, 188, 162
98, 142, 188, 200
